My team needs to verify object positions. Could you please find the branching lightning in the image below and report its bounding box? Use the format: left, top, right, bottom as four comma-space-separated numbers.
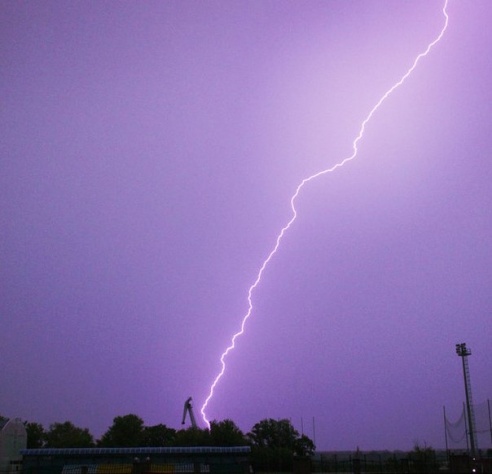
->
200, 1, 449, 428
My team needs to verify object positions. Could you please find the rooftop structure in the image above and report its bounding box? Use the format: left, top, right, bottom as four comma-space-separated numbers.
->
21, 446, 251, 474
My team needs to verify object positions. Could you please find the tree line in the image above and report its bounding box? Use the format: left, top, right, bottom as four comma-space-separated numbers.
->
23, 415, 315, 471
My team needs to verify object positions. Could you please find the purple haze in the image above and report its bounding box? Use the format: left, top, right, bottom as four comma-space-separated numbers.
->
1, 1, 491, 451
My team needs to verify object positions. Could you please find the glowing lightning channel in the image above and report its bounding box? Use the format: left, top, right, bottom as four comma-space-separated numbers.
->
201, 0, 449, 428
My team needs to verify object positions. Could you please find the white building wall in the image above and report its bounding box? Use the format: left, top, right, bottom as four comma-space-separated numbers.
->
0, 419, 27, 474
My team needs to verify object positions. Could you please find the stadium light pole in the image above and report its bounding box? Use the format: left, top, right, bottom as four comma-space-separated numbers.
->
455, 342, 477, 456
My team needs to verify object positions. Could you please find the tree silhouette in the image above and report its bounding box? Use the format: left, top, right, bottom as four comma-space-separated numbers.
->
209, 419, 245, 446
45, 421, 94, 448
25, 422, 46, 448
141, 424, 176, 447
248, 418, 315, 472
98, 414, 144, 447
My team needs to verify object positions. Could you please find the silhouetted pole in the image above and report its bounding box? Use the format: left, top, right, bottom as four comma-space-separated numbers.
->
463, 402, 469, 452
455, 342, 477, 456
488, 399, 492, 446
443, 406, 449, 454
312, 417, 316, 448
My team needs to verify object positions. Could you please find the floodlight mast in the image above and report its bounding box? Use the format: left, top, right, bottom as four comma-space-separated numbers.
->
455, 343, 477, 456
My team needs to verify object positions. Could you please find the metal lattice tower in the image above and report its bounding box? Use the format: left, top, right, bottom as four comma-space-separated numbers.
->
455, 342, 478, 455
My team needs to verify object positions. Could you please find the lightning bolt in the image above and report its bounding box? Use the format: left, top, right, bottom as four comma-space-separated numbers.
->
201, 0, 449, 428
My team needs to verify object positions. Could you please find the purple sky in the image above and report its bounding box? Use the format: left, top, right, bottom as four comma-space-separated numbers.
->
2, 1, 491, 451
